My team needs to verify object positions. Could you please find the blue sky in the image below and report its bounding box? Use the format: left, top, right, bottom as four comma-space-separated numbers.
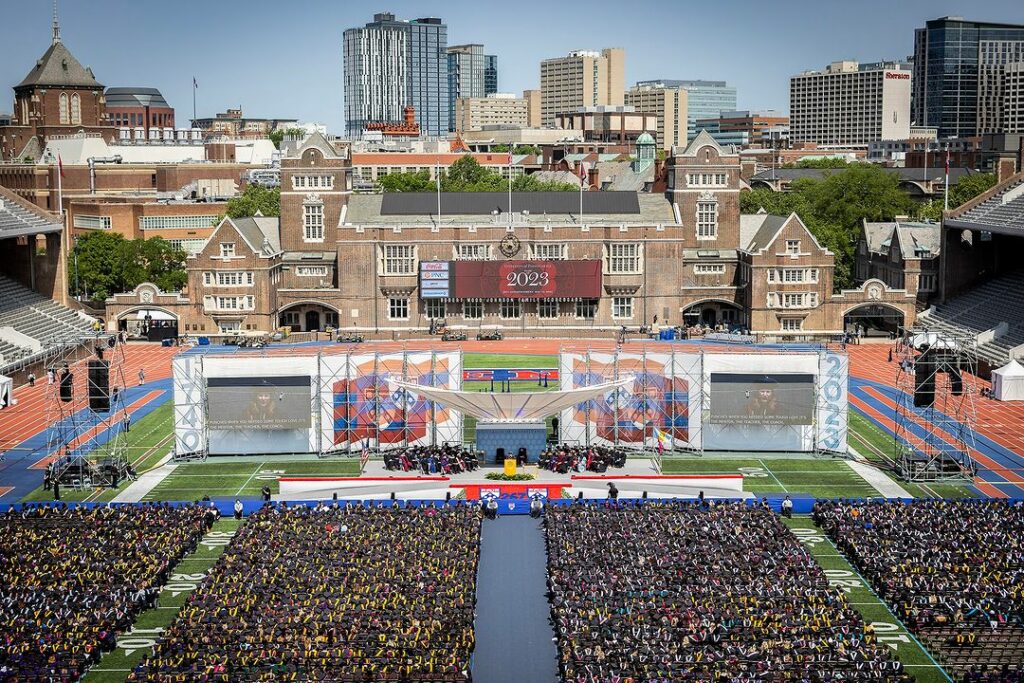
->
3, 0, 1023, 133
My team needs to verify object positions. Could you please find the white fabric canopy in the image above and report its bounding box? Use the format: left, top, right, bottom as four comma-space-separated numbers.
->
0, 374, 12, 409
390, 377, 633, 422
992, 358, 1024, 401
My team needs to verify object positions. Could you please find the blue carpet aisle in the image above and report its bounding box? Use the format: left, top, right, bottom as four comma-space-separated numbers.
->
473, 515, 559, 682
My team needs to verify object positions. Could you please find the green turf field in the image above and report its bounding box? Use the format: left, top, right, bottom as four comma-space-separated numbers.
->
783, 516, 952, 683
20, 403, 176, 503
141, 458, 361, 502
659, 455, 886, 498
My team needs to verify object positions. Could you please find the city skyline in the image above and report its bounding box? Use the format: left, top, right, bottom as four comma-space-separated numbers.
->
2, 0, 1024, 135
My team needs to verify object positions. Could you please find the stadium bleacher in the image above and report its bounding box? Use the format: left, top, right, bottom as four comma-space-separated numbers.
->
0, 274, 94, 371
917, 270, 1024, 366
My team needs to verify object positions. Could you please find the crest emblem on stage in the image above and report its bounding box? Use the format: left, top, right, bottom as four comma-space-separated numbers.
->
499, 233, 521, 257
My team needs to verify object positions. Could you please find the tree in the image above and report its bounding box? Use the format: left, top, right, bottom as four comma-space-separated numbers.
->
268, 127, 307, 149
226, 185, 280, 218
741, 165, 915, 290
378, 169, 433, 193
375, 155, 578, 193
917, 172, 997, 221
71, 233, 187, 302
784, 157, 854, 169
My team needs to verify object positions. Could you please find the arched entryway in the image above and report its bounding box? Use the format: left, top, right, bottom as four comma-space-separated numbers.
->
843, 303, 905, 337
278, 302, 339, 332
682, 299, 745, 330
116, 307, 179, 341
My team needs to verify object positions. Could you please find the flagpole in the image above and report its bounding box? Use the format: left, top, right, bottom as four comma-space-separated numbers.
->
579, 162, 585, 225
943, 146, 950, 213
508, 153, 513, 225
56, 155, 63, 219
436, 156, 441, 223
192, 77, 197, 127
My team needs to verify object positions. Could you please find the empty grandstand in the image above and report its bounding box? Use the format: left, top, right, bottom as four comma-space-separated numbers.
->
0, 187, 95, 376
934, 172, 1024, 369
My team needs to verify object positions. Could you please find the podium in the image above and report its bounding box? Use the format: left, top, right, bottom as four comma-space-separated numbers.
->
504, 458, 517, 476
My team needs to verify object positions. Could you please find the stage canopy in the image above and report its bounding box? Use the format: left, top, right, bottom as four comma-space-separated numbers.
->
992, 359, 1024, 402
389, 377, 632, 422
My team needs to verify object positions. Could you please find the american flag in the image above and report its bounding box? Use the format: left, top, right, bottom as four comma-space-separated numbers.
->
578, 161, 587, 185
57, 154, 64, 179
507, 148, 513, 166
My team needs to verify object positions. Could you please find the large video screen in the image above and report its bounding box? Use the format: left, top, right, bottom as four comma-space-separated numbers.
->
207, 376, 312, 429
420, 260, 602, 299
709, 373, 815, 426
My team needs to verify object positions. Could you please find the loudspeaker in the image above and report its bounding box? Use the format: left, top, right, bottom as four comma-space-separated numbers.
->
949, 367, 963, 396
88, 359, 110, 412
914, 349, 935, 408
59, 372, 74, 402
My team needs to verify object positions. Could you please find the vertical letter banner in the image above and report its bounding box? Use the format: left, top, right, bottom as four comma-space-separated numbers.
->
816, 351, 848, 453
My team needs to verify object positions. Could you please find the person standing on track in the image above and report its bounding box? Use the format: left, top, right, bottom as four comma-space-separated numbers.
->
138, 368, 145, 386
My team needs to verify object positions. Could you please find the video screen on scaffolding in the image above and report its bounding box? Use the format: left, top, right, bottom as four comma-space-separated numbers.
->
709, 373, 815, 426
206, 376, 312, 430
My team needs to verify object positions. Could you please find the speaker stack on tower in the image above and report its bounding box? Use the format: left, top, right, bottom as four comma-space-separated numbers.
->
88, 359, 110, 412
914, 347, 935, 408
59, 371, 74, 403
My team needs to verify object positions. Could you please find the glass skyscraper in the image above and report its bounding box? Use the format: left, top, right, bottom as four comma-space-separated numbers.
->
636, 79, 737, 143
485, 55, 498, 95
447, 44, 486, 132
913, 16, 1024, 138
343, 12, 449, 137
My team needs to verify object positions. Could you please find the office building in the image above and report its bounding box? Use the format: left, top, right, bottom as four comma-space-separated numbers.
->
105, 87, 175, 134
913, 16, 1024, 138
343, 12, 450, 137
485, 55, 498, 95
636, 80, 736, 144
790, 61, 911, 146
524, 89, 542, 128
624, 83, 687, 151
455, 94, 528, 132
447, 44, 486, 132
694, 110, 790, 148
556, 106, 657, 145
539, 49, 625, 126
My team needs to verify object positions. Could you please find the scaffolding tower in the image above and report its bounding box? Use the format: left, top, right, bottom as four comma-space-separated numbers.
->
894, 327, 979, 482
44, 335, 132, 489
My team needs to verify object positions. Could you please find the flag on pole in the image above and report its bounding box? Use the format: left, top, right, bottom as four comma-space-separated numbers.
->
507, 148, 513, 166
193, 77, 198, 89
578, 161, 588, 185
944, 147, 951, 213
57, 154, 65, 179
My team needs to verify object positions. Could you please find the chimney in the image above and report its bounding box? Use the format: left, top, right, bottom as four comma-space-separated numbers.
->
404, 106, 416, 127
587, 166, 599, 190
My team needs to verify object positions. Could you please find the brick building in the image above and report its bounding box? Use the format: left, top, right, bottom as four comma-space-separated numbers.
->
104, 132, 917, 339
66, 195, 228, 254
104, 87, 175, 134
0, 21, 117, 160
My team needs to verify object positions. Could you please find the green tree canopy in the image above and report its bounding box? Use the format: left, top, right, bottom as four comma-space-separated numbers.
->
917, 172, 997, 221
742, 165, 916, 290
376, 155, 576, 193
72, 233, 187, 302
784, 157, 855, 169
226, 184, 281, 217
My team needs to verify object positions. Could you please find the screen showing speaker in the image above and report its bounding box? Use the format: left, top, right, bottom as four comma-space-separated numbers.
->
709, 373, 815, 425
206, 376, 312, 429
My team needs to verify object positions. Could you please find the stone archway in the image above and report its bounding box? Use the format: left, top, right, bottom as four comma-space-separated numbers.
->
278, 302, 339, 332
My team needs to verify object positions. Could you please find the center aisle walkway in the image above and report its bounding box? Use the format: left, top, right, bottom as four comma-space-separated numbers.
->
473, 515, 558, 683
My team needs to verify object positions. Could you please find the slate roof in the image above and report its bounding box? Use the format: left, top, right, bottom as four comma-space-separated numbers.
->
17, 41, 102, 89
745, 215, 789, 252
104, 87, 170, 108
232, 216, 281, 255
0, 187, 62, 238
378, 191, 641, 216
945, 176, 1024, 236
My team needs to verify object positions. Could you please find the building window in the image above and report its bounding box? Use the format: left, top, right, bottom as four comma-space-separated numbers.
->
72, 215, 112, 230
694, 264, 725, 275
211, 271, 254, 287
785, 240, 801, 255
59, 93, 69, 125
303, 202, 324, 242
70, 94, 81, 125
532, 243, 566, 260
537, 300, 559, 319
218, 320, 241, 333
293, 175, 334, 190
383, 245, 416, 275
281, 311, 300, 327
612, 297, 633, 319
463, 300, 483, 319
457, 243, 489, 260
919, 273, 936, 292
608, 243, 641, 274
388, 297, 409, 320
696, 200, 718, 239
500, 300, 521, 319
783, 269, 805, 282
219, 243, 235, 257
140, 215, 218, 230
781, 317, 803, 331
575, 299, 598, 319
296, 266, 329, 277
425, 299, 446, 319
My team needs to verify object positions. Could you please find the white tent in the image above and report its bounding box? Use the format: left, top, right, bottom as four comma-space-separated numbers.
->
0, 374, 12, 409
992, 359, 1024, 402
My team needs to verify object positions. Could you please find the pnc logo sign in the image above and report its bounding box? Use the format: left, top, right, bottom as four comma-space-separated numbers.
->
885, 72, 910, 80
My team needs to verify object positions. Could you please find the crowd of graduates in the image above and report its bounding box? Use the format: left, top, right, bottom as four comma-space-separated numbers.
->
545, 501, 907, 682
382, 445, 480, 475
538, 445, 627, 474
814, 499, 1024, 682
0, 502, 212, 682
128, 502, 480, 682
